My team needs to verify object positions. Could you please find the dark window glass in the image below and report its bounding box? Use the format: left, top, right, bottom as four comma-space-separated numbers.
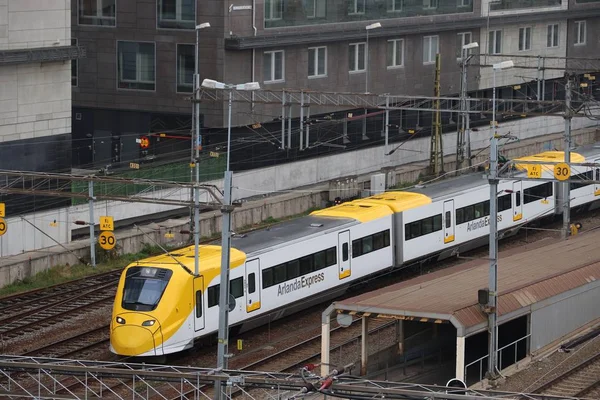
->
498, 194, 512, 212
383, 230, 390, 246
456, 208, 464, 225
121, 267, 172, 312
342, 243, 348, 261
274, 264, 287, 284
79, 0, 116, 26
326, 247, 337, 266
287, 259, 300, 279
362, 236, 373, 254
195, 290, 202, 317
373, 232, 384, 250
422, 218, 433, 235
483, 201, 490, 216
117, 41, 156, 91
465, 206, 474, 221
208, 285, 219, 307
300, 255, 313, 275
474, 203, 484, 219
352, 240, 361, 257
445, 211, 451, 228
314, 251, 326, 270
176, 44, 194, 93
248, 273, 256, 294
262, 268, 273, 288
433, 214, 442, 231
158, 0, 196, 29
516, 191, 521, 206
230, 277, 243, 298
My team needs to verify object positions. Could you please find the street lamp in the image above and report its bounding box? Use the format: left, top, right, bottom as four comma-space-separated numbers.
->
200, 78, 260, 384
488, 59, 513, 380
459, 41, 479, 170
365, 22, 381, 94
192, 22, 210, 277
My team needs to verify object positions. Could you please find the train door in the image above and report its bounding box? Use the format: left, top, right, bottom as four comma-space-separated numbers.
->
245, 259, 261, 313
595, 161, 600, 196
512, 181, 523, 221
443, 200, 455, 244
193, 276, 205, 332
338, 230, 351, 279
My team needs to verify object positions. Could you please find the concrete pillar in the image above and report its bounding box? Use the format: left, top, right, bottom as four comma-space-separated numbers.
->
361, 316, 369, 376
456, 335, 466, 382
321, 305, 334, 376
397, 320, 404, 355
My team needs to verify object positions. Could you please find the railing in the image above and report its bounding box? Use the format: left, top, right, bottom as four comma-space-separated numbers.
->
464, 333, 531, 384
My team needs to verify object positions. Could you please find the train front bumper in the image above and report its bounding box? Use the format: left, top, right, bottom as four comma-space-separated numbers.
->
110, 325, 162, 356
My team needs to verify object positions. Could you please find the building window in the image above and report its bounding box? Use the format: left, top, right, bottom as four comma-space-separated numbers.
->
488, 30, 502, 54
423, 0, 438, 9
423, 35, 439, 64
575, 21, 586, 45
387, 39, 404, 68
264, 50, 284, 82
265, 0, 283, 20
176, 44, 194, 93
117, 41, 156, 91
308, 46, 327, 78
157, 0, 195, 29
305, 0, 326, 18
547, 24, 559, 48
348, 0, 365, 14
518, 27, 532, 51
349, 42, 366, 72
387, 0, 403, 12
71, 39, 78, 87
456, 32, 473, 58
457, 0, 471, 7
79, 0, 116, 26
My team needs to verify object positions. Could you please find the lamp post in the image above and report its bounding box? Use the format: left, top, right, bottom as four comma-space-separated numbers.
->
365, 22, 381, 94
459, 41, 479, 170
488, 59, 514, 380
192, 22, 210, 276
201, 79, 260, 396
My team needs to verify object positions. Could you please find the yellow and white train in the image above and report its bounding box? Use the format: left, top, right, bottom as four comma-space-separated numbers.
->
110, 146, 600, 356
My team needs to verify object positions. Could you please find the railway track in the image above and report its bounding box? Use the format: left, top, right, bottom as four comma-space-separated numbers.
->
533, 353, 600, 398
21, 325, 110, 359
0, 284, 115, 343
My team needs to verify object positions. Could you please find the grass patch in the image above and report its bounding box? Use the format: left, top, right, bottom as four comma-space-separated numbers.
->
0, 244, 166, 298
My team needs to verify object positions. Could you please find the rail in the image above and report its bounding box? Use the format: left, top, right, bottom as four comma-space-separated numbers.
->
464, 333, 531, 383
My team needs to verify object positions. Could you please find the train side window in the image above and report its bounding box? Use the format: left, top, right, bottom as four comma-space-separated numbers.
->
342, 243, 348, 261
230, 277, 243, 299
274, 264, 287, 284
248, 273, 256, 294
596, 169, 600, 181
465, 206, 474, 221
433, 214, 442, 232
262, 268, 273, 289
456, 208, 464, 225
422, 218, 433, 235
516, 191, 521, 206
287, 260, 300, 280
474, 203, 484, 218
383, 230, 390, 246
314, 251, 326, 270
445, 211, 451, 228
195, 290, 202, 317
299, 255, 313, 275
208, 285, 219, 308
373, 232, 384, 250
326, 247, 337, 266
362, 236, 373, 254
483, 201, 490, 216
352, 240, 361, 257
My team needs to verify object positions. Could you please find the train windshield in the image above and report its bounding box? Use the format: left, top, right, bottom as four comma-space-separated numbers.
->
122, 267, 173, 311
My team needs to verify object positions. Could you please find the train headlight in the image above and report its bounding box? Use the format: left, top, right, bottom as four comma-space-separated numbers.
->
116, 316, 126, 324
142, 320, 156, 327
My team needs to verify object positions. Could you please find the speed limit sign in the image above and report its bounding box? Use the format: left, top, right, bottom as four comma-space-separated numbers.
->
0, 218, 6, 236
98, 231, 116, 250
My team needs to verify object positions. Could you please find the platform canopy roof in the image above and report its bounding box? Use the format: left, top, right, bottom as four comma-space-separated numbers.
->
333, 231, 600, 336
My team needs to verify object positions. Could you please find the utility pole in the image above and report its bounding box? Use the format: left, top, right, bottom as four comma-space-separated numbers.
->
88, 181, 96, 267
562, 74, 573, 239
430, 53, 443, 176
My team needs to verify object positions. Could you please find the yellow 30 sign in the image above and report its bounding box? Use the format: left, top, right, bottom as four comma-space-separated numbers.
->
554, 163, 571, 181
98, 231, 116, 250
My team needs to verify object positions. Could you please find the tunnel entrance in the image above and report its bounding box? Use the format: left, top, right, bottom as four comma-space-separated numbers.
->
463, 315, 529, 385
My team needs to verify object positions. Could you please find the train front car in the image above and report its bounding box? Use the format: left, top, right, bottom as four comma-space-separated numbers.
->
110, 262, 193, 357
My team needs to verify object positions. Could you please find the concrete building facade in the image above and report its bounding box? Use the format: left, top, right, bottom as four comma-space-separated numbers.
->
69, 0, 600, 169
0, 0, 82, 213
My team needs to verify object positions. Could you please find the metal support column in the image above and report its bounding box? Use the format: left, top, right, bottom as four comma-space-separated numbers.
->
305, 94, 311, 148
562, 75, 573, 239
216, 91, 234, 397
321, 307, 332, 377
287, 104, 292, 149
458, 48, 468, 171
384, 96, 390, 155
361, 317, 369, 376
281, 91, 286, 149
536, 56, 542, 101
300, 92, 304, 150
88, 181, 96, 268
487, 69, 500, 380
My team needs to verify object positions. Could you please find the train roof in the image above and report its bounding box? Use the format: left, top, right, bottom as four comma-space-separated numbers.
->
406, 172, 487, 200
513, 150, 585, 172
356, 191, 432, 212
310, 200, 394, 222
572, 143, 600, 160
231, 215, 357, 255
